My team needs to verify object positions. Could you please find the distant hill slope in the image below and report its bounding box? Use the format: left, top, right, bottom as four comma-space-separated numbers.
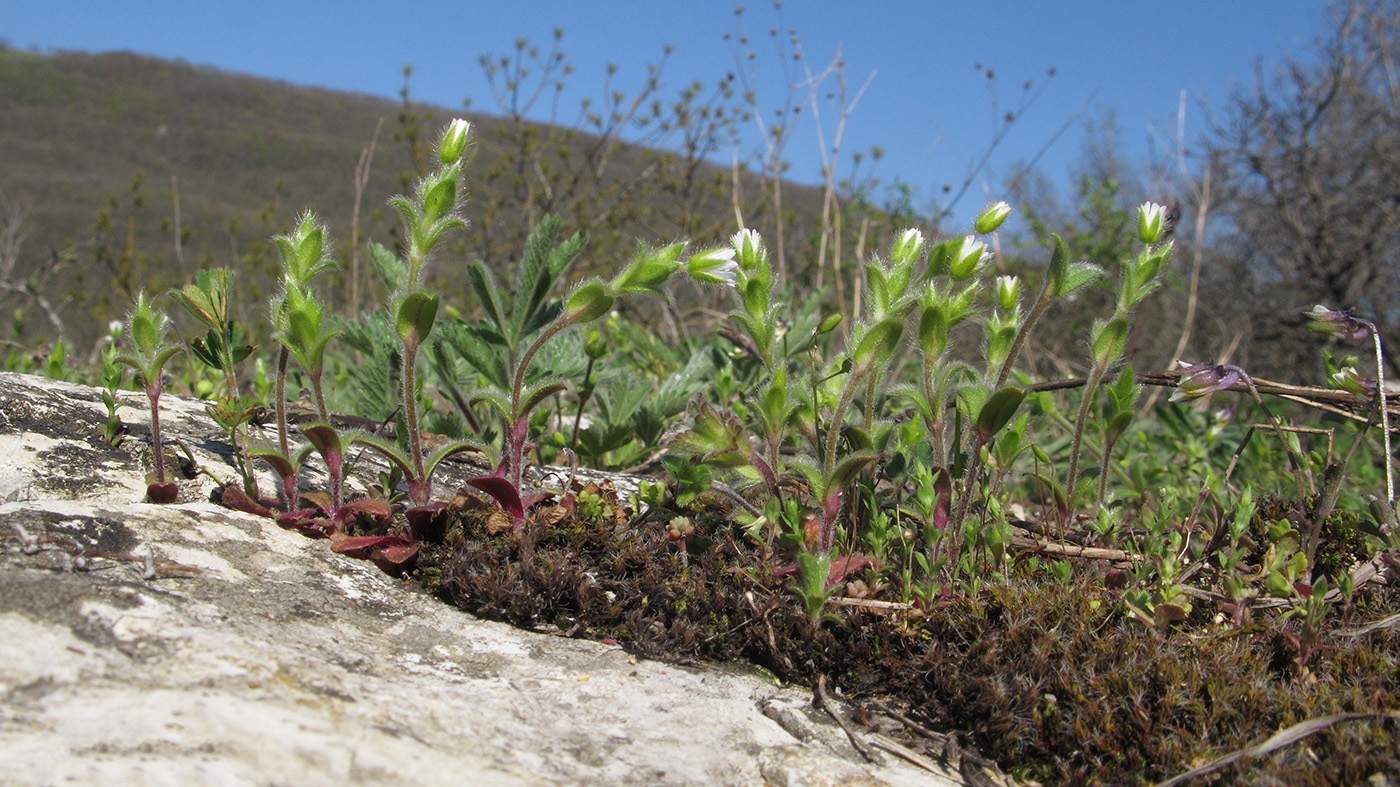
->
0, 48, 837, 351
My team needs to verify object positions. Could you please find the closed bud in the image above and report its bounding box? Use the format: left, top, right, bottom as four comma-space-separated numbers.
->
438, 118, 472, 165
995, 275, 1020, 312
974, 201, 1011, 234
1138, 201, 1166, 245
1170, 361, 1245, 402
816, 313, 843, 336
1305, 304, 1372, 341
565, 282, 614, 323
891, 228, 925, 267
730, 228, 765, 270
947, 235, 991, 281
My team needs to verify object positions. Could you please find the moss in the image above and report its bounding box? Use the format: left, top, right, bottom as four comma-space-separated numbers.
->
418, 496, 1400, 785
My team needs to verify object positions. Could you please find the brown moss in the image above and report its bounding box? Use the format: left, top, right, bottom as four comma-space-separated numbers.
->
422, 501, 1400, 785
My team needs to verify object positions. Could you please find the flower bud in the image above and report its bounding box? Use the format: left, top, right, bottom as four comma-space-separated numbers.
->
731, 228, 765, 270
995, 275, 1020, 312
1329, 365, 1377, 400
584, 329, 609, 360
1305, 304, 1372, 341
1138, 201, 1166, 245
891, 228, 925, 267
438, 118, 472, 165
1170, 361, 1244, 402
947, 235, 990, 281
974, 201, 1011, 234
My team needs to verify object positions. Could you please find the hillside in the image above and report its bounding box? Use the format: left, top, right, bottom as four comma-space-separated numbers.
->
0, 48, 834, 352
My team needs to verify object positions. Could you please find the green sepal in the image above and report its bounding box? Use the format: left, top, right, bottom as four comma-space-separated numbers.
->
565, 282, 614, 323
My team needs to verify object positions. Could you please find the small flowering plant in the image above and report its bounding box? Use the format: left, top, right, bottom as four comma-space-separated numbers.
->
350, 120, 482, 520
113, 292, 185, 503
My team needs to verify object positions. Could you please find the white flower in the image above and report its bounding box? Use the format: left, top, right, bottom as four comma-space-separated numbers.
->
1138, 201, 1166, 244
687, 247, 739, 287
948, 235, 991, 281
974, 201, 1012, 234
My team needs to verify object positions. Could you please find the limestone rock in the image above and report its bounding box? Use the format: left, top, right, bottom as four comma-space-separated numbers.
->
0, 372, 960, 785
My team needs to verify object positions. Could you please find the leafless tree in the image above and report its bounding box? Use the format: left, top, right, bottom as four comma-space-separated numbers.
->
1204, 0, 1400, 378
0, 194, 68, 345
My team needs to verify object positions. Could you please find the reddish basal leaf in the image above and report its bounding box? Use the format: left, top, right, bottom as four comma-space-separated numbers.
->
406, 501, 449, 544
220, 485, 273, 517
147, 481, 180, 504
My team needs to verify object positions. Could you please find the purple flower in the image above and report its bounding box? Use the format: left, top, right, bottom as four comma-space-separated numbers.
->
1171, 361, 1245, 402
1306, 305, 1372, 341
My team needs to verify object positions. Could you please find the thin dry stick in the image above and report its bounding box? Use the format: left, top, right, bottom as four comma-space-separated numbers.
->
1154, 712, 1400, 786
349, 117, 383, 320
729, 149, 746, 230
170, 176, 185, 268
1143, 89, 1213, 412
808, 56, 874, 293
816, 674, 882, 764
1159, 168, 1210, 383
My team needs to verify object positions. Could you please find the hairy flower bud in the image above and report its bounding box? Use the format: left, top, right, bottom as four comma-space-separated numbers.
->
686, 247, 739, 287
947, 235, 991, 281
731, 228, 765, 270
974, 201, 1011, 234
891, 228, 925, 267
1138, 201, 1166, 245
995, 275, 1020, 312
1305, 304, 1372, 341
438, 118, 472, 165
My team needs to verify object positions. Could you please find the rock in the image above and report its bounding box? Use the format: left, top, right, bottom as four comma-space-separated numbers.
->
0, 371, 960, 786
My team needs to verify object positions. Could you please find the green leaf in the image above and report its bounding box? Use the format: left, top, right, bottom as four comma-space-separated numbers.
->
421, 174, 457, 226
1092, 317, 1129, 367
424, 438, 485, 477
519, 380, 569, 420
851, 318, 904, 372
396, 291, 440, 346
249, 448, 298, 479
829, 450, 878, 490
1047, 234, 1068, 294
975, 387, 1025, 440
1059, 262, 1104, 297
389, 197, 422, 253
367, 241, 407, 293
349, 431, 416, 478
169, 268, 233, 329
466, 262, 508, 334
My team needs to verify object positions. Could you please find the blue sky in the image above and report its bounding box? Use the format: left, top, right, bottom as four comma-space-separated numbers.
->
5, 1, 1327, 227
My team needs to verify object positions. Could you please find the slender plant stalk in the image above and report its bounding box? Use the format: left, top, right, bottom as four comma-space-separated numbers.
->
402, 340, 424, 480
1371, 328, 1394, 504
275, 347, 289, 458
